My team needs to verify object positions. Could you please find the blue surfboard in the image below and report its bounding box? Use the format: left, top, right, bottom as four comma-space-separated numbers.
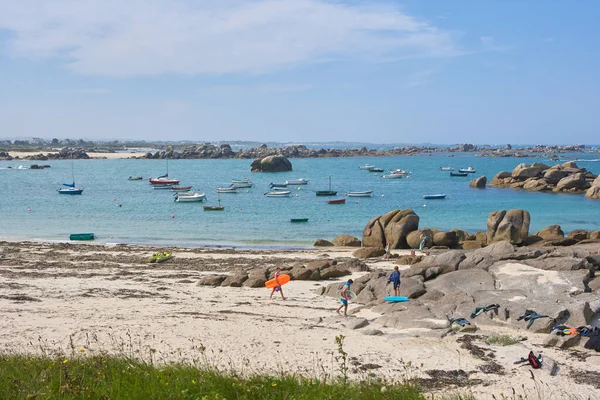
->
385, 296, 410, 302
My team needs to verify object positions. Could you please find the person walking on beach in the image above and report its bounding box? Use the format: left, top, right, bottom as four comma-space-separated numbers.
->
336, 279, 354, 317
269, 267, 286, 300
384, 242, 391, 259
387, 266, 401, 296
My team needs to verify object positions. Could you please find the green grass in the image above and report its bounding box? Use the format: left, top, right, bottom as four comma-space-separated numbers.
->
0, 354, 426, 400
484, 335, 520, 346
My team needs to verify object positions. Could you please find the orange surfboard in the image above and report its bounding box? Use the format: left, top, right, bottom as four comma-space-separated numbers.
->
265, 274, 291, 289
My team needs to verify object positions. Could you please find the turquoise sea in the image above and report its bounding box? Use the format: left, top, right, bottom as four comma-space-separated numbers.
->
1, 154, 599, 249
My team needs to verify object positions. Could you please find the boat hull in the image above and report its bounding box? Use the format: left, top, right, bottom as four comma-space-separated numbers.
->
265, 190, 291, 197
150, 178, 180, 185
347, 191, 373, 197
327, 199, 346, 204
58, 188, 83, 195
315, 190, 337, 196
423, 194, 446, 199
285, 179, 308, 185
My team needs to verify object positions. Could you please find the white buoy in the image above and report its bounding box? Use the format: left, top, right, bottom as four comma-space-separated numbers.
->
423, 204, 427, 207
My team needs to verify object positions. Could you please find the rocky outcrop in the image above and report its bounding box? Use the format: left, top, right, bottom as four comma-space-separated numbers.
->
352, 247, 385, 259
490, 161, 598, 197
313, 239, 334, 247
332, 234, 361, 247
534, 225, 564, 239
586, 175, 600, 199
362, 209, 419, 249
250, 155, 292, 172
469, 176, 487, 188
486, 210, 530, 245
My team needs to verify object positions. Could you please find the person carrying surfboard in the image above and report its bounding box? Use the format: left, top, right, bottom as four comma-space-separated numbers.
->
269, 267, 286, 300
336, 279, 354, 317
387, 266, 401, 296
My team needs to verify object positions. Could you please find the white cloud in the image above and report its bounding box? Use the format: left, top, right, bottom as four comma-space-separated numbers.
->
480, 36, 509, 52
407, 69, 437, 87
0, 0, 460, 76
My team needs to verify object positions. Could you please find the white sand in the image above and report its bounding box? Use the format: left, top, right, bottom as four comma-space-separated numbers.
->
0, 242, 598, 399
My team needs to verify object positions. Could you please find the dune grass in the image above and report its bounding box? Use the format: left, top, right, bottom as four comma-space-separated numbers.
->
0, 354, 426, 400
484, 335, 521, 346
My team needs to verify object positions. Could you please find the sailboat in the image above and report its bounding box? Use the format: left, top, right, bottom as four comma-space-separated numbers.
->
315, 176, 337, 196
58, 158, 83, 195
203, 191, 224, 211
150, 150, 180, 185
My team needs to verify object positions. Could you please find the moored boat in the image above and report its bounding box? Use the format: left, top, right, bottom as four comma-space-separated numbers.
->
389, 169, 408, 175
285, 178, 309, 185
315, 176, 337, 196
439, 167, 454, 171
381, 173, 403, 179
217, 186, 238, 193
423, 194, 447, 199
450, 172, 468, 177
128, 176, 143, 180
347, 190, 373, 197
269, 182, 288, 188
153, 184, 173, 190
231, 178, 254, 188
327, 198, 346, 204
170, 185, 193, 192
368, 167, 384, 172
149, 176, 180, 185
69, 233, 94, 240
174, 192, 206, 202
359, 164, 375, 170
204, 191, 224, 211
290, 218, 309, 223
265, 190, 292, 197
458, 166, 476, 173
58, 158, 83, 195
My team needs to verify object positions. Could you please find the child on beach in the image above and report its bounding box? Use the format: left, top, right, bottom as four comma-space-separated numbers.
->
384, 242, 391, 259
335, 279, 354, 317
387, 266, 401, 296
269, 267, 286, 300
419, 232, 429, 251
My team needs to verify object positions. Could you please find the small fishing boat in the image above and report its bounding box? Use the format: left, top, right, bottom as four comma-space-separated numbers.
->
290, 218, 309, 223
458, 166, 476, 173
347, 190, 373, 197
285, 178, 309, 185
69, 233, 94, 241
368, 167, 384, 173
315, 176, 337, 196
174, 192, 206, 202
170, 185, 193, 192
269, 182, 288, 188
204, 191, 224, 211
327, 198, 346, 204
450, 172, 468, 177
231, 178, 254, 188
423, 194, 447, 200
439, 167, 454, 171
128, 176, 143, 180
265, 190, 292, 197
381, 173, 403, 179
153, 184, 173, 190
217, 186, 238, 193
389, 169, 408, 175
359, 164, 375, 170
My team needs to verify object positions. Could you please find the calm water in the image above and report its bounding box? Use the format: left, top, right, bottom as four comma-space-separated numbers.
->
1, 154, 599, 249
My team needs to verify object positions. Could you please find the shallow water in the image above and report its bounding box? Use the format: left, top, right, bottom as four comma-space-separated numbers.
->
1, 154, 599, 248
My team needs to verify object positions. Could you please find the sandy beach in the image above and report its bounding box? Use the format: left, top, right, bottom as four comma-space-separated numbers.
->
1, 240, 598, 399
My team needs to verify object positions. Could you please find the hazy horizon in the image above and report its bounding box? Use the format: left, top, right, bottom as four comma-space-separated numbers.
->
1, 1, 598, 144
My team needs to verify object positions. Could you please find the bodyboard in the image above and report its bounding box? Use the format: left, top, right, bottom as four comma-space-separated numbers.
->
385, 296, 410, 302
265, 274, 291, 289
337, 289, 357, 302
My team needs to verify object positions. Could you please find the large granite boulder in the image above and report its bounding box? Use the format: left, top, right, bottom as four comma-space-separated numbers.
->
403, 250, 466, 279
197, 274, 227, 287
332, 234, 361, 247
512, 164, 543, 179
221, 272, 248, 287
543, 168, 569, 184
362, 209, 419, 249
534, 225, 564, 239
568, 230, 589, 241
314, 239, 334, 247
469, 176, 487, 188
486, 210, 530, 245
250, 155, 292, 172
432, 231, 458, 247
352, 247, 385, 259
586, 185, 600, 199
556, 173, 589, 192
522, 178, 549, 191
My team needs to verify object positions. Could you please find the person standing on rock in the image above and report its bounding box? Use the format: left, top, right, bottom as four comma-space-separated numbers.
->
269, 267, 286, 300
419, 232, 429, 252
336, 279, 354, 317
384, 242, 391, 259
387, 266, 401, 296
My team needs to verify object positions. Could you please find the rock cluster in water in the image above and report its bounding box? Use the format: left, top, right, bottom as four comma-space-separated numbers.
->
490, 161, 600, 199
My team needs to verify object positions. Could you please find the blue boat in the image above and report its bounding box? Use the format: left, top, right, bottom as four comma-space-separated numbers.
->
58, 159, 83, 195
423, 194, 446, 199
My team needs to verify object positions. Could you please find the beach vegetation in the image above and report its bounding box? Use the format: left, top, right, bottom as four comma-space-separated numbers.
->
0, 353, 427, 399
484, 335, 520, 346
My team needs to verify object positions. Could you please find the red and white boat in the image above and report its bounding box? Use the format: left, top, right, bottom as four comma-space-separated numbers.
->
150, 176, 180, 185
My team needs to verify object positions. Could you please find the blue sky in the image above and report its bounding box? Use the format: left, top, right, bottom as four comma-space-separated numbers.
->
0, 0, 598, 144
